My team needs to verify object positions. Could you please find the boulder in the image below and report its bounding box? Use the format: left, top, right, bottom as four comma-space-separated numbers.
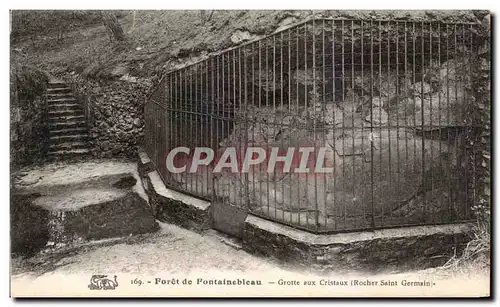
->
215, 96, 459, 226
230, 30, 260, 44
364, 102, 389, 126
411, 81, 433, 97
302, 102, 344, 125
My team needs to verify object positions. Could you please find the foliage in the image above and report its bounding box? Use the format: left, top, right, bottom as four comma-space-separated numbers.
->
10, 63, 49, 170
457, 16, 491, 266
471, 21, 491, 239
100, 11, 127, 42
10, 10, 127, 47
12, 64, 48, 103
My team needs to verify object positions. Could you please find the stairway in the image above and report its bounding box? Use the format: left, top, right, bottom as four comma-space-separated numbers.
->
46, 80, 91, 160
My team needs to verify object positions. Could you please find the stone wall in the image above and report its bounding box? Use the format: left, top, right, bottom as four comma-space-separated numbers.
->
242, 215, 471, 273
62, 72, 151, 158
141, 166, 212, 233
10, 65, 48, 170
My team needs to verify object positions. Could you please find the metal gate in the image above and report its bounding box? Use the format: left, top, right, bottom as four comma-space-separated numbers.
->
145, 18, 485, 234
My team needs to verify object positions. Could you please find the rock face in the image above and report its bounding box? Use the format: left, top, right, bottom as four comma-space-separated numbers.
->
11, 193, 50, 255
11, 172, 159, 255
10, 66, 49, 169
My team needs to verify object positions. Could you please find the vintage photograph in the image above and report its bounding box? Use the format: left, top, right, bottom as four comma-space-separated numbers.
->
9, 9, 491, 297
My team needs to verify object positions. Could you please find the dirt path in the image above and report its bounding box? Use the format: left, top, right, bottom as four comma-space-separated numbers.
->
12, 222, 282, 276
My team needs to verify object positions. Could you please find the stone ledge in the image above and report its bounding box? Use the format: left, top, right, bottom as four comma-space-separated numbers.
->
146, 170, 211, 232
147, 171, 210, 210
245, 214, 471, 245
243, 214, 472, 273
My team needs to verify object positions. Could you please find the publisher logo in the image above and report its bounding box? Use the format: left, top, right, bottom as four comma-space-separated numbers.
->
88, 275, 119, 290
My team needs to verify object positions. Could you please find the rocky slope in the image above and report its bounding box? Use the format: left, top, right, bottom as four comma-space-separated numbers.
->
11, 10, 488, 159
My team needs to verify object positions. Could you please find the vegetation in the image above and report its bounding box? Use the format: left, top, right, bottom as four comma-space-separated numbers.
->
10, 62, 49, 170
11, 11, 102, 46
469, 19, 492, 266
100, 11, 127, 42
12, 64, 48, 102
445, 16, 491, 270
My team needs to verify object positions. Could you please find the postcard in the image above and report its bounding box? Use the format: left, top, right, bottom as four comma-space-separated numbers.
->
9, 9, 491, 298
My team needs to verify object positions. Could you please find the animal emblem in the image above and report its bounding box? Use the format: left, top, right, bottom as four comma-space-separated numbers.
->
88, 275, 119, 290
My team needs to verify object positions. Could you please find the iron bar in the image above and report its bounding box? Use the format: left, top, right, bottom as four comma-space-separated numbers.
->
142, 18, 482, 233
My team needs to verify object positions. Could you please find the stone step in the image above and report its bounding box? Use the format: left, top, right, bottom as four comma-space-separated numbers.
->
48, 82, 68, 89
48, 110, 84, 117
47, 98, 77, 104
47, 104, 81, 109
47, 87, 72, 94
45, 81, 92, 162
49, 121, 86, 130
11, 175, 159, 255
49, 127, 88, 136
47, 93, 74, 99
47, 103, 80, 110
49, 141, 89, 151
48, 115, 85, 122
48, 120, 87, 130
47, 148, 90, 159
49, 134, 89, 144
48, 108, 83, 116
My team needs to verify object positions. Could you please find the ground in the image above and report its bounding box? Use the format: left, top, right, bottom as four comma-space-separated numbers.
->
10, 221, 490, 297
10, 159, 490, 297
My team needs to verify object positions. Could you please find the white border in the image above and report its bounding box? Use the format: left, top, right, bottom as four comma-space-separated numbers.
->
2, 2, 497, 306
